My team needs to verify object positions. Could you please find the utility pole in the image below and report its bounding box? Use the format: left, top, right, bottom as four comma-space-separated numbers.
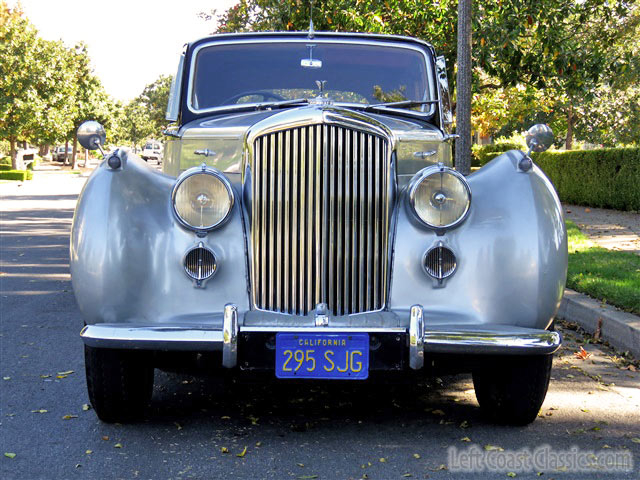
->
455, 0, 472, 175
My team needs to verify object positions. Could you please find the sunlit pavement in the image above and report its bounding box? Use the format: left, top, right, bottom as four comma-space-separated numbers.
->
1, 175, 639, 479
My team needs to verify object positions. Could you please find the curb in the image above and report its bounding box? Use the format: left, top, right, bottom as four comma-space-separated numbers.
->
557, 289, 640, 359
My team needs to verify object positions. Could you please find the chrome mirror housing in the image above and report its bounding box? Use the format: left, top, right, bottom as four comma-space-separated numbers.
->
77, 121, 106, 152
525, 124, 554, 154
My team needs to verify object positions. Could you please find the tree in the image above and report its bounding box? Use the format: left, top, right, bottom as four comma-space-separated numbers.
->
0, 2, 75, 168
206, 0, 639, 150
66, 43, 110, 169
117, 100, 154, 152
137, 75, 173, 138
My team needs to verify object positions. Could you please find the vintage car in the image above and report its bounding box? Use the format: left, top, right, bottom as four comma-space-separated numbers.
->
71, 32, 566, 425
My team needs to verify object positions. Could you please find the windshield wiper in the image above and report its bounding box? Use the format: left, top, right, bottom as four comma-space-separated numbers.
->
255, 98, 309, 110
363, 99, 439, 112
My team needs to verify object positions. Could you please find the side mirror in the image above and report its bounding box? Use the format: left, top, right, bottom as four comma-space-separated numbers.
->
525, 124, 554, 154
77, 121, 106, 154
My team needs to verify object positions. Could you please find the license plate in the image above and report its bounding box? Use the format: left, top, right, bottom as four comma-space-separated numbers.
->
275, 333, 369, 380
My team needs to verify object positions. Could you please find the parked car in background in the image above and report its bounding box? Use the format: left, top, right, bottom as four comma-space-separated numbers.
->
52, 145, 72, 162
72, 32, 566, 426
141, 141, 163, 162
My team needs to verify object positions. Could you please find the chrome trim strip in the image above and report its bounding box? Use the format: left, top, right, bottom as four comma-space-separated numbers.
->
187, 38, 437, 119
240, 326, 407, 334
424, 331, 562, 355
222, 304, 238, 367
409, 305, 425, 369
80, 324, 224, 351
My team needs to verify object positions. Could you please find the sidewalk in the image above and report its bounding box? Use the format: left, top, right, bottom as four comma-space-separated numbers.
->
558, 203, 640, 358
564, 203, 640, 255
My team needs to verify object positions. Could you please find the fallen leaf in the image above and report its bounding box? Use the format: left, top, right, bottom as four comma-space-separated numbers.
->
631, 438, 640, 444
298, 476, 318, 480
85, 450, 92, 454
255, 441, 262, 447
536, 472, 543, 476
574, 347, 591, 360
248, 416, 259, 425
3, 377, 10, 380
379, 457, 386, 463
221, 416, 231, 420
413, 453, 421, 459
31, 409, 48, 414
432, 409, 445, 416
460, 437, 471, 442
566, 374, 575, 378
82, 404, 91, 411
221, 447, 229, 453
402, 474, 413, 478
602, 444, 611, 449
57, 370, 74, 375
507, 473, 517, 478
236, 446, 247, 457
101, 436, 109, 441
4, 453, 16, 459
62, 415, 78, 420
459, 420, 470, 429
40, 375, 51, 378
297, 463, 305, 467
432, 464, 447, 471
114, 443, 123, 448
174, 422, 182, 430
484, 445, 504, 452
584, 208, 591, 213
580, 408, 589, 413
625, 365, 637, 372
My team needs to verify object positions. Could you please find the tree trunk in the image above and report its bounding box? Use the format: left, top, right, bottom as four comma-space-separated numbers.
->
9, 136, 17, 170
455, 0, 472, 176
64, 139, 70, 164
565, 103, 574, 150
71, 132, 78, 170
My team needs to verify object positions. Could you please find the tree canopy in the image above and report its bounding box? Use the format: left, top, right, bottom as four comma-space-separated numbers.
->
205, 0, 640, 149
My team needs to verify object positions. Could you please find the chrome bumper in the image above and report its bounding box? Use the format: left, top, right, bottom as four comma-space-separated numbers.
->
80, 304, 562, 369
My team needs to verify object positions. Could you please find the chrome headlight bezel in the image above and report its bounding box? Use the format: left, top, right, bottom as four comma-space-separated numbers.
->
171, 165, 235, 234
408, 164, 471, 231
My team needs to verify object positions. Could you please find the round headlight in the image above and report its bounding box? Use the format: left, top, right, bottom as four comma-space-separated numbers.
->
172, 167, 234, 232
409, 166, 471, 229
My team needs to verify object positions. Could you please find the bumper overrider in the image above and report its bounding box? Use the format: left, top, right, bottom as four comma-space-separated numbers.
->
80, 304, 561, 370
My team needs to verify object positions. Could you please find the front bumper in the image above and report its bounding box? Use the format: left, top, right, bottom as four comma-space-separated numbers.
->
79, 304, 562, 370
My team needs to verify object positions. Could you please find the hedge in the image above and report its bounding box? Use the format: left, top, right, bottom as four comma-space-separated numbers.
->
472, 142, 523, 167
0, 170, 33, 181
533, 148, 640, 211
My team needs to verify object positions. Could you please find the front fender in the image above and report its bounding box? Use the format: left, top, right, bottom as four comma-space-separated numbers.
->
70, 151, 250, 326
389, 150, 567, 330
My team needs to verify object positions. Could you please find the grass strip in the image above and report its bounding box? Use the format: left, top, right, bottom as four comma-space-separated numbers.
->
566, 220, 640, 314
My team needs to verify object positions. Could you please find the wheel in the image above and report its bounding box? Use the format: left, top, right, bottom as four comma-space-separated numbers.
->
84, 345, 154, 423
472, 354, 552, 425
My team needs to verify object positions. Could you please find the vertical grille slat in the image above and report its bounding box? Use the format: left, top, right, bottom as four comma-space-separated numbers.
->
252, 124, 389, 316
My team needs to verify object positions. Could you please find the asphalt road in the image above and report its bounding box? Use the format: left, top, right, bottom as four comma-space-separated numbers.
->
1, 172, 639, 480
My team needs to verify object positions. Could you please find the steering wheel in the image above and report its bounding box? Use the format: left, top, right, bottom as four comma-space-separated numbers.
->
222, 90, 286, 105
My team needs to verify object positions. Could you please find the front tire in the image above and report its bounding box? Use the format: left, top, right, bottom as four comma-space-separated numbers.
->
84, 345, 154, 423
473, 354, 553, 425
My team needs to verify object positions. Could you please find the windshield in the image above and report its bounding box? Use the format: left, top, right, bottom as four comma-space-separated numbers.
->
190, 41, 432, 114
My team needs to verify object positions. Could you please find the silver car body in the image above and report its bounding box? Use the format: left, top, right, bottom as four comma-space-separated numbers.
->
72, 33, 565, 369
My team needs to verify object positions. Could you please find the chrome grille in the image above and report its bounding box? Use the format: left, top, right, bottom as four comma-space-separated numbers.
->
251, 124, 390, 316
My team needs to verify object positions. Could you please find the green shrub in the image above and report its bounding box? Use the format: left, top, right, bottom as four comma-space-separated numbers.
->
472, 142, 523, 167
0, 156, 11, 166
0, 170, 33, 181
534, 148, 640, 211
0, 164, 11, 171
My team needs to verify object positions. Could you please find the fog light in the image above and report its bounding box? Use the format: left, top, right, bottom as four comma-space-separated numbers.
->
184, 242, 217, 287
423, 244, 457, 281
